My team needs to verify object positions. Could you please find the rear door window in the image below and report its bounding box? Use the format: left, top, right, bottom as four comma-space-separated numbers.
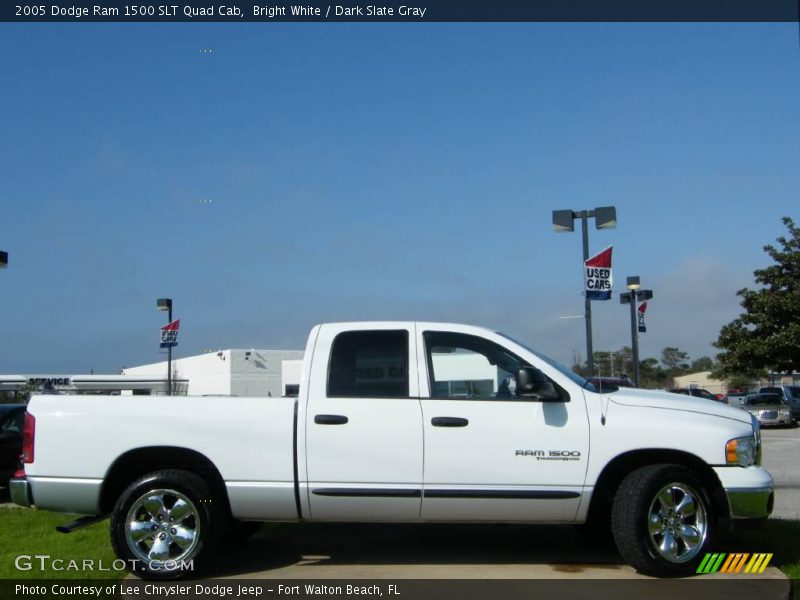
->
327, 330, 409, 398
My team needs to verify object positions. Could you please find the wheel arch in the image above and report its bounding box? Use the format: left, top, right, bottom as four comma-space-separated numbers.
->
587, 449, 729, 524
100, 446, 231, 518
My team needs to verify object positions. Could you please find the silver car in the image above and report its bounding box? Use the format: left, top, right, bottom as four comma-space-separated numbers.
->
744, 393, 793, 427
759, 385, 800, 421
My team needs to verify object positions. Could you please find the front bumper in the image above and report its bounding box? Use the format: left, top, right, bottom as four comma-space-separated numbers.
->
713, 466, 774, 519
757, 415, 793, 427
10, 477, 32, 507
726, 487, 774, 518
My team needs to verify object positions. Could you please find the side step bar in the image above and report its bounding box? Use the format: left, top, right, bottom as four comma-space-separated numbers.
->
56, 514, 107, 534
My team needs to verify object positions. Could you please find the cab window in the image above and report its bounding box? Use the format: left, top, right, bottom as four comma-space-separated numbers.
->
424, 331, 531, 400
327, 330, 409, 398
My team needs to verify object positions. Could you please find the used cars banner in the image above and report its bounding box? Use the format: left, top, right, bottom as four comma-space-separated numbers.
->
160, 319, 181, 348
584, 246, 613, 300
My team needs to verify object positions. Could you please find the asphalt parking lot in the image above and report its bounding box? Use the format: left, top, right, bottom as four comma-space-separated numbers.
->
198, 520, 788, 582
760, 425, 800, 519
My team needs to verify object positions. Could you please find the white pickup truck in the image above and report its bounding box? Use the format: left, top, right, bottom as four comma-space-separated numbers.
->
11, 322, 773, 578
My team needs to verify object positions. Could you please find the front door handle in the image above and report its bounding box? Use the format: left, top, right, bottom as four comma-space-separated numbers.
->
431, 417, 469, 427
314, 414, 349, 425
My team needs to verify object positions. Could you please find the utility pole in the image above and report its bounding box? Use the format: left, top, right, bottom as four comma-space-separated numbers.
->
157, 298, 174, 395
620, 276, 654, 387
552, 207, 617, 379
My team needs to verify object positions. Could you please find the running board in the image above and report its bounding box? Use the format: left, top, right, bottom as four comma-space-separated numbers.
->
56, 514, 107, 534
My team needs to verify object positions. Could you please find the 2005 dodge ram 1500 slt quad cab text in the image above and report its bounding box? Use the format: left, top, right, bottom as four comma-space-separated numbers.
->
10, 322, 773, 578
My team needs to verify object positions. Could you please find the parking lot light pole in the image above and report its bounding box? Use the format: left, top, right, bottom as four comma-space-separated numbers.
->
552, 207, 617, 379
157, 298, 173, 396
620, 276, 653, 387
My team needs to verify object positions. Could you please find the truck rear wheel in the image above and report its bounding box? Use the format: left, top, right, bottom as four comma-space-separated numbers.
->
612, 464, 714, 577
110, 469, 222, 579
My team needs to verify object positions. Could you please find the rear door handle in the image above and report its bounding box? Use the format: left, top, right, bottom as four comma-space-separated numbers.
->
431, 417, 469, 427
314, 414, 349, 425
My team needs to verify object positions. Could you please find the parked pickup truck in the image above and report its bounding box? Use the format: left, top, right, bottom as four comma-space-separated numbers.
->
11, 322, 773, 578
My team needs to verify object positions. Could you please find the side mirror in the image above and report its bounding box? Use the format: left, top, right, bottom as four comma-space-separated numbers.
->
517, 367, 562, 402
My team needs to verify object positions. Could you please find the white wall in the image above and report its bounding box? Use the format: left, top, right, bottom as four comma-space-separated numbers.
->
123, 352, 231, 396
672, 371, 727, 395
230, 350, 304, 397
123, 349, 304, 397
282, 360, 303, 392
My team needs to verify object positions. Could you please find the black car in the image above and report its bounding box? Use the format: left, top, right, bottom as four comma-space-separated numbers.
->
669, 387, 725, 402
0, 404, 26, 484
590, 376, 634, 392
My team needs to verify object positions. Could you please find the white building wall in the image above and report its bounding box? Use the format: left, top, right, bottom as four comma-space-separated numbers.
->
123, 349, 304, 397
123, 352, 232, 396
282, 360, 303, 393
230, 350, 304, 398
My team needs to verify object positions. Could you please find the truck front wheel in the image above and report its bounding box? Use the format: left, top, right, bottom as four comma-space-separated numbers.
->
612, 464, 714, 576
110, 469, 222, 579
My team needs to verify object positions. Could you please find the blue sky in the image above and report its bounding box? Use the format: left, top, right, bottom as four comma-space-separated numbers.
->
1, 23, 798, 373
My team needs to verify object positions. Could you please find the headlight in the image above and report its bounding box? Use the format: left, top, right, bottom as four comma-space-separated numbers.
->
726, 436, 757, 466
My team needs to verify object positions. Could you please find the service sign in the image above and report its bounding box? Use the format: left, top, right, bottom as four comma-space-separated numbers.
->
638, 300, 648, 333
584, 246, 613, 300
160, 319, 180, 348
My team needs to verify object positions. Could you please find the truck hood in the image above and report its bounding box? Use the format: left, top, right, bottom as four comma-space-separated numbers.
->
605, 387, 752, 424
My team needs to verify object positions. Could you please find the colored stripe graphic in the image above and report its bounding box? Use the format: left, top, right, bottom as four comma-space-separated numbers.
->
720, 553, 749, 573
697, 553, 772, 574
745, 553, 773, 573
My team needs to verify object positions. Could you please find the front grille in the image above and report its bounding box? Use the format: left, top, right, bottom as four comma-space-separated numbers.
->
761, 410, 778, 420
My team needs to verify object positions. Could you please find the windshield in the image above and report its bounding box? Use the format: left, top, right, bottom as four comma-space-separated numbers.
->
747, 395, 784, 407
496, 332, 596, 391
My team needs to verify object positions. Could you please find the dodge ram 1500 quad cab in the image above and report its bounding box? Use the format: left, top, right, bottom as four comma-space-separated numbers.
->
11, 322, 773, 578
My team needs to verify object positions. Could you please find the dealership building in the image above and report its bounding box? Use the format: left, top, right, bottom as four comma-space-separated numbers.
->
0, 348, 304, 399
0, 374, 183, 397
122, 349, 304, 397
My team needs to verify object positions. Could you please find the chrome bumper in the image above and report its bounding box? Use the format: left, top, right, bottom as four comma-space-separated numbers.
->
10, 477, 32, 507
725, 486, 774, 519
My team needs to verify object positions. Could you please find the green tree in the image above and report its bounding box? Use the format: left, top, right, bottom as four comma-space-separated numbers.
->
715, 217, 800, 376
639, 357, 669, 389
689, 356, 715, 373
725, 373, 756, 391
661, 347, 690, 374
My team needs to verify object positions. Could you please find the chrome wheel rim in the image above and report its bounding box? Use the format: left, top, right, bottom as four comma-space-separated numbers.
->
647, 482, 707, 563
125, 488, 201, 566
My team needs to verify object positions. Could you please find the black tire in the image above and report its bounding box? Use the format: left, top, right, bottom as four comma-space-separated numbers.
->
611, 464, 715, 577
110, 469, 223, 579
